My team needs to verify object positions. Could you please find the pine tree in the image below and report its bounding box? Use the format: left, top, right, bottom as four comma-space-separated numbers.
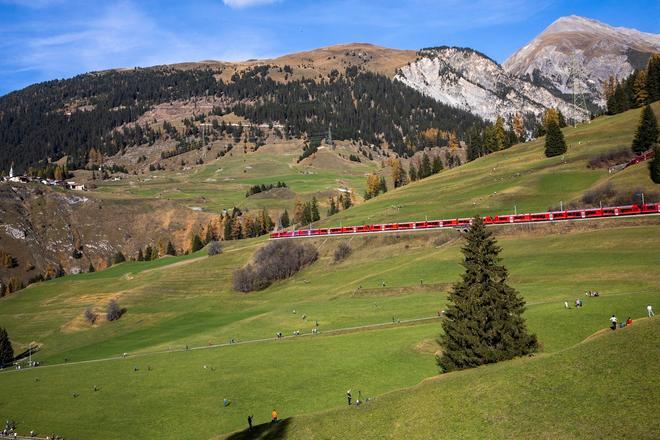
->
431, 155, 443, 174
650, 143, 660, 184
379, 177, 388, 194
0, 327, 13, 367
88, 262, 95, 273
646, 54, 660, 102
494, 116, 506, 150
342, 193, 352, 209
113, 251, 126, 265
191, 234, 204, 252
204, 225, 214, 244
544, 119, 567, 158
137, 248, 144, 261
409, 163, 417, 181
166, 241, 177, 256
280, 209, 290, 228
311, 197, 320, 222
144, 245, 153, 261
419, 153, 432, 178
631, 105, 659, 155
438, 217, 537, 372
328, 197, 337, 216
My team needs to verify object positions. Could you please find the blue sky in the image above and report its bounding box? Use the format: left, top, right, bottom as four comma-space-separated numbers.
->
0, 0, 658, 96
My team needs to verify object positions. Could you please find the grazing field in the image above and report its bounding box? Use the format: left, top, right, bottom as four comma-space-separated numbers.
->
273, 318, 660, 440
1, 219, 659, 438
93, 141, 377, 213
1, 105, 658, 439
321, 102, 660, 227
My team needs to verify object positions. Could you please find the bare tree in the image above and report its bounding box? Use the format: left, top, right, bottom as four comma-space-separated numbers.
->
83, 307, 97, 324
106, 299, 124, 322
207, 241, 222, 256
333, 242, 352, 262
233, 241, 318, 292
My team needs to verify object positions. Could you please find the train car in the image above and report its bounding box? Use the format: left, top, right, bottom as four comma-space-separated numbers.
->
270, 203, 660, 240
530, 213, 551, 222
619, 204, 642, 216
641, 203, 660, 213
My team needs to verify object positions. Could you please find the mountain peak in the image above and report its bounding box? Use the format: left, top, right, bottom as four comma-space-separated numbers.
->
503, 16, 660, 107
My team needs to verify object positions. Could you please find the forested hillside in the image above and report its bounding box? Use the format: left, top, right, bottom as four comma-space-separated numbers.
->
0, 64, 485, 173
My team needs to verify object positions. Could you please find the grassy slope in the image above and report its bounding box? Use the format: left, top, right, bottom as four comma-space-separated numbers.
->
0, 106, 658, 439
94, 142, 376, 213
322, 102, 660, 226
278, 318, 660, 440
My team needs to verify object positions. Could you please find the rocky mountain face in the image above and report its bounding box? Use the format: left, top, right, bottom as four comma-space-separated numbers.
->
503, 15, 660, 108
394, 47, 589, 125
0, 184, 214, 288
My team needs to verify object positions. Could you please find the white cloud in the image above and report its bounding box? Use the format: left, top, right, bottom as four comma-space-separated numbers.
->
222, 0, 279, 9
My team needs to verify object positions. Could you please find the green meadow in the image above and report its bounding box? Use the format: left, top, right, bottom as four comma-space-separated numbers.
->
0, 105, 658, 439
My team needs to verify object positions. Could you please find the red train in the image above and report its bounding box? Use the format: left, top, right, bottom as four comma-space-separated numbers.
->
269, 203, 660, 239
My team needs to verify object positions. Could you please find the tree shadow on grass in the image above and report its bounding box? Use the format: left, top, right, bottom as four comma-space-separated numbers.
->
225, 418, 291, 440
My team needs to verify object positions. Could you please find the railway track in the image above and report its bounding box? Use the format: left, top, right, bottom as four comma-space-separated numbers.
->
271, 203, 660, 239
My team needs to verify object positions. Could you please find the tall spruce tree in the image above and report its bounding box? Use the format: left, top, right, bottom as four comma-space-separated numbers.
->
311, 197, 320, 222
650, 143, 660, 184
280, 209, 290, 228
0, 327, 13, 367
647, 54, 660, 102
649, 144, 660, 183
166, 241, 177, 256
191, 234, 204, 252
544, 119, 567, 158
631, 105, 659, 155
438, 217, 537, 372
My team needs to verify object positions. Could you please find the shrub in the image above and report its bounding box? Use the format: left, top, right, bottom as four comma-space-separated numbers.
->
587, 148, 634, 169
207, 241, 222, 256
232, 240, 318, 292
333, 242, 352, 262
106, 299, 125, 322
83, 307, 97, 324
113, 251, 126, 265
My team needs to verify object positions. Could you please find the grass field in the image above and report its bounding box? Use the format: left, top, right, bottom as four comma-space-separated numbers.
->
1, 106, 658, 439
319, 102, 660, 226
1, 219, 658, 438
272, 318, 660, 440
93, 141, 376, 214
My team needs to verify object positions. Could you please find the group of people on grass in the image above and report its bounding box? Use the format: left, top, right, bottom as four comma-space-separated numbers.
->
609, 305, 654, 331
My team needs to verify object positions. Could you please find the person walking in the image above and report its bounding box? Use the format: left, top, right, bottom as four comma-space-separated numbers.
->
271, 409, 278, 423
610, 314, 618, 331
347, 389, 352, 406
647, 305, 655, 318
247, 415, 253, 430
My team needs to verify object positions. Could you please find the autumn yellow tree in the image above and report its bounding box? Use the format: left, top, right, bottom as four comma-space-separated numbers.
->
389, 158, 406, 188
448, 131, 459, 151
512, 113, 525, 142
365, 173, 381, 199
543, 108, 560, 128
